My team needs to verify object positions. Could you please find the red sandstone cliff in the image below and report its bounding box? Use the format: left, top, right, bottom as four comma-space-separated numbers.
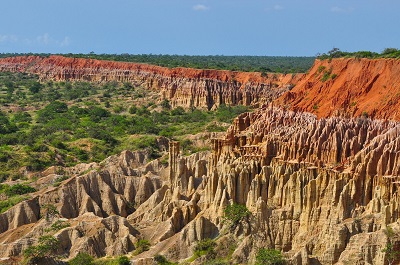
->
278, 58, 400, 120
0, 56, 303, 110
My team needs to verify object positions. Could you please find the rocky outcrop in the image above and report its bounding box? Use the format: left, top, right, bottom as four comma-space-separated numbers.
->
0, 150, 164, 260
278, 58, 400, 120
2, 56, 400, 264
1, 108, 400, 264
207, 106, 400, 264
0, 56, 302, 110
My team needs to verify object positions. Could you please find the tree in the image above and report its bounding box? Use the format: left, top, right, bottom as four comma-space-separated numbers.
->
41, 204, 59, 221
23, 236, 59, 264
194, 238, 216, 259
223, 203, 250, 229
29, 82, 42, 94
382, 48, 399, 55
69, 252, 94, 265
256, 248, 285, 265
117, 255, 131, 265
161, 99, 171, 110
382, 226, 400, 265
134, 239, 151, 254
327, 47, 342, 58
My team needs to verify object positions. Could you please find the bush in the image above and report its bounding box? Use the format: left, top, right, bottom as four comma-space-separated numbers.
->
161, 99, 171, 110
47, 220, 70, 232
255, 248, 285, 265
23, 236, 59, 264
134, 239, 150, 254
3, 183, 36, 197
194, 238, 216, 258
117, 256, 130, 265
0, 195, 27, 213
223, 203, 250, 229
69, 252, 94, 265
154, 255, 175, 265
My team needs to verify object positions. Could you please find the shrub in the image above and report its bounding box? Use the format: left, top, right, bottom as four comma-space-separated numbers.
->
3, 183, 36, 196
0, 195, 27, 213
23, 236, 60, 264
223, 203, 250, 229
47, 220, 70, 232
255, 248, 285, 265
134, 239, 150, 254
161, 99, 171, 110
382, 226, 400, 265
69, 252, 94, 265
194, 238, 216, 258
117, 255, 130, 265
317, 65, 326, 73
41, 204, 59, 221
321, 70, 332, 82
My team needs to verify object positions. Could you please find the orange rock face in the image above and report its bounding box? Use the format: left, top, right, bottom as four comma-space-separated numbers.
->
0, 56, 303, 109
278, 58, 400, 120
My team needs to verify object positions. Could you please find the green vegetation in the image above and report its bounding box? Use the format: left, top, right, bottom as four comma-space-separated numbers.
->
0, 194, 28, 213
46, 219, 70, 232
0, 183, 35, 212
382, 226, 400, 265
69, 252, 95, 265
0, 53, 314, 73
318, 47, 400, 60
93, 255, 130, 265
69, 254, 131, 265
223, 203, 250, 229
0, 71, 251, 182
0, 183, 36, 196
23, 235, 60, 265
154, 255, 176, 265
41, 204, 60, 221
134, 239, 151, 255
255, 248, 285, 265
194, 238, 216, 258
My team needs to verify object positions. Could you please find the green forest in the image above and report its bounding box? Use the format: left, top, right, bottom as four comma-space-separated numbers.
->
0, 53, 315, 73
317, 47, 400, 59
0, 71, 250, 190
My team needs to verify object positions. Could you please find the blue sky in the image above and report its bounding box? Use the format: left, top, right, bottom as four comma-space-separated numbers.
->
0, 0, 398, 56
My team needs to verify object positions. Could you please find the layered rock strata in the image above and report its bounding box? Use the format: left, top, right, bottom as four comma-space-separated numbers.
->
278, 58, 400, 120
0, 56, 302, 110
1, 108, 400, 264
208, 106, 400, 264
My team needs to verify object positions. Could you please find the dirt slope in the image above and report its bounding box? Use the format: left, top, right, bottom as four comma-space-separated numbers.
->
278, 58, 400, 120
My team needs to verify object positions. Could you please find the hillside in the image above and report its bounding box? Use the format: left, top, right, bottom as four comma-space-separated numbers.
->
0, 56, 400, 265
278, 58, 400, 119
0, 56, 303, 110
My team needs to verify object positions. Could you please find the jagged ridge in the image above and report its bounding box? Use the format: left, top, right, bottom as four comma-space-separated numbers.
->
0, 56, 302, 110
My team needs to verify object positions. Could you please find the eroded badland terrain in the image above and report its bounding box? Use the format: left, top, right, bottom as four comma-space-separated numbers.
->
0, 55, 400, 264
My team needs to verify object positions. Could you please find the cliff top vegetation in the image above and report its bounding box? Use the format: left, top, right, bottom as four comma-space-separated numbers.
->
317, 47, 400, 60
0, 53, 314, 73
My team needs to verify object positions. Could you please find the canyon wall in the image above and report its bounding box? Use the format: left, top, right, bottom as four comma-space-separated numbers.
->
278, 58, 400, 120
208, 107, 400, 264
0, 56, 302, 110
1, 108, 400, 264
1, 56, 400, 264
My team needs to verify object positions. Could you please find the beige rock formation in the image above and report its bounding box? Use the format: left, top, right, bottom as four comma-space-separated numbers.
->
0, 56, 302, 110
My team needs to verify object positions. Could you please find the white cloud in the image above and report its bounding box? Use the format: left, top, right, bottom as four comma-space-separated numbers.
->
60, 37, 71, 47
36, 33, 51, 45
265, 4, 284, 12
193, 4, 209, 11
273, 5, 284, 11
331, 6, 354, 13
0, 35, 18, 43
28, 33, 70, 47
